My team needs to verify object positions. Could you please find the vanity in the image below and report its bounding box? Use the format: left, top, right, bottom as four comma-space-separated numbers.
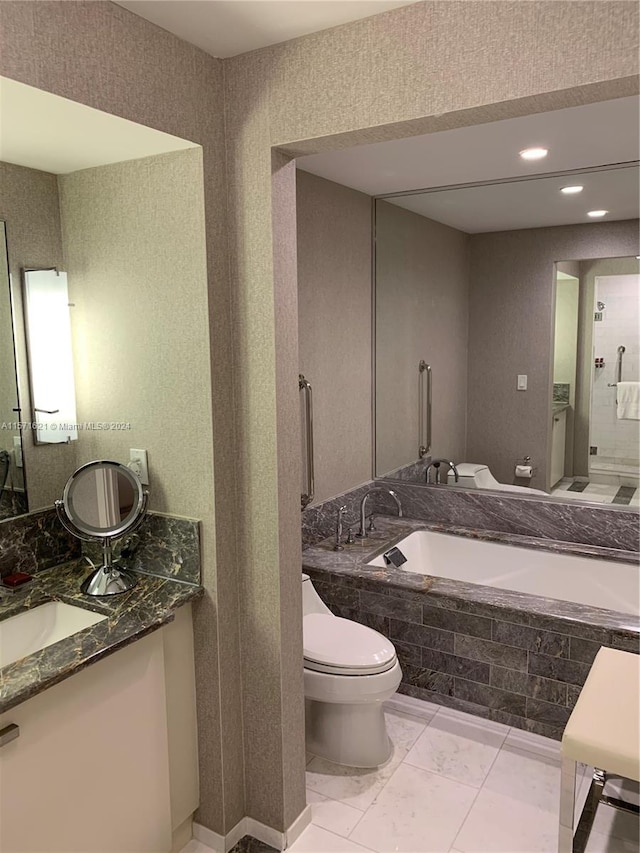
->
0, 560, 201, 853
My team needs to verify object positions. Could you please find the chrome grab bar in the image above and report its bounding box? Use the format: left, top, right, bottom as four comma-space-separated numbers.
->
299, 374, 315, 511
418, 361, 432, 458
607, 345, 626, 387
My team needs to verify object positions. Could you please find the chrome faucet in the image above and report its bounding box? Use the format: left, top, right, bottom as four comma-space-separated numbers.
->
425, 458, 459, 484
333, 505, 347, 551
356, 487, 402, 538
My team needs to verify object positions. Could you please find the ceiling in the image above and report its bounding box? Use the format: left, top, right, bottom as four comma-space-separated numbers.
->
298, 96, 640, 233
0, 78, 197, 174
114, 0, 415, 58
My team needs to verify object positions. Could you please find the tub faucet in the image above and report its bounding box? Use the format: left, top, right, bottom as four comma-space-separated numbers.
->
425, 458, 459, 484
357, 487, 402, 538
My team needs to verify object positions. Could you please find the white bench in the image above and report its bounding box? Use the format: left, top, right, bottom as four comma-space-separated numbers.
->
559, 646, 640, 853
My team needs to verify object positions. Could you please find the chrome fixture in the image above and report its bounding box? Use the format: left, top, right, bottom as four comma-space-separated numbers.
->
299, 374, 315, 510
425, 458, 459, 484
357, 487, 402, 539
418, 360, 432, 458
607, 345, 626, 387
333, 505, 347, 551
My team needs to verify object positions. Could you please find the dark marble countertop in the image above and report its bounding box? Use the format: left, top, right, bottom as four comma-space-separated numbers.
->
0, 561, 202, 715
302, 516, 640, 635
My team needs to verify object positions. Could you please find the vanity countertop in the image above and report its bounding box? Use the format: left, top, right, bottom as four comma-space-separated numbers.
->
302, 516, 640, 635
0, 561, 202, 714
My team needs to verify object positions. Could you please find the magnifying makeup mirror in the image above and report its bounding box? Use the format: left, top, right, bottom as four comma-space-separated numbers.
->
55, 460, 148, 595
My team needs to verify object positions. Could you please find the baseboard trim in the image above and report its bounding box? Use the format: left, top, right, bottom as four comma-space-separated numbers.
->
194, 806, 311, 852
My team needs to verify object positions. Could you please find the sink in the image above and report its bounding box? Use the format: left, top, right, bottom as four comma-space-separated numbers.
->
0, 601, 107, 667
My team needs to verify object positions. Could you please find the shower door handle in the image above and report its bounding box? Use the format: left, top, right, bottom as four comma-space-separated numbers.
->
418, 361, 432, 459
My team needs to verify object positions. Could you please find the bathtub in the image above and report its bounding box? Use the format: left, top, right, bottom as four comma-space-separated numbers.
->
367, 530, 639, 617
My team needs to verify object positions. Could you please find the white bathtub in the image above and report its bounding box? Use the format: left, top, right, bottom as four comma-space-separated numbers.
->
367, 530, 639, 617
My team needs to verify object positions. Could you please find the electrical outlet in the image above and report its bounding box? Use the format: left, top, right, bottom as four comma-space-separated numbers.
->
129, 449, 149, 485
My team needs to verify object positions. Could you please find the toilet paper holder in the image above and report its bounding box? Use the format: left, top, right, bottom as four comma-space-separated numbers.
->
514, 456, 534, 479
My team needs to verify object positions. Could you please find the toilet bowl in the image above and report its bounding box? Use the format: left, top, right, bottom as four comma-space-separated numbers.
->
448, 462, 546, 495
302, 574, 402, 768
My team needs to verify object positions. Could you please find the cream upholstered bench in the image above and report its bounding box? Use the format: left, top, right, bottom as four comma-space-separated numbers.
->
559, 646, 640, 853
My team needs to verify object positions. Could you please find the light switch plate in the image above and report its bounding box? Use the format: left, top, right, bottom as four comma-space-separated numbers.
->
517, 374, 528, 391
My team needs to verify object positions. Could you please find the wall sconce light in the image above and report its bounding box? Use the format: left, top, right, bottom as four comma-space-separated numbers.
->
22, 268, 78, 444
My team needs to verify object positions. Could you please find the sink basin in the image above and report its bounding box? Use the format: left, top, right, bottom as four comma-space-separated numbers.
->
0, 601, 107, 667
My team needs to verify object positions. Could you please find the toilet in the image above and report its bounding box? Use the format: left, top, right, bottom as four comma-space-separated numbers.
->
448, 462, 547, 495
302, 574, 402, 768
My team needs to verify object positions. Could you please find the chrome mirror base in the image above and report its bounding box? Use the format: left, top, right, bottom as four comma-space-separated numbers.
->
81, 566, 137, 596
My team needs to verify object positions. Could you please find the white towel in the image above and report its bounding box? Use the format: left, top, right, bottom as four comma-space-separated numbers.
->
617, 381, 640, 420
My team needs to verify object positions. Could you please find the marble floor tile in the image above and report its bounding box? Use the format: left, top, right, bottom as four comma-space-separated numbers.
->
306, 789, 365, 837
591, 802, 640, 843
349, 763, 478, 853
179, 842, 215, 853
306, 744, 406, 811
453, 787, 559, 852
385, 709, 427, 751
404, 707, 507, 787
289, 825, 374, 853
482, 744, 561, 813
585, 830, 640, 853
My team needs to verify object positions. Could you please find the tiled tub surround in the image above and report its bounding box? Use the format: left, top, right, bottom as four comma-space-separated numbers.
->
0, 558, 202, 714
302, 479, 640, 552
302, 517, 640, 741
0, 507, 201, 583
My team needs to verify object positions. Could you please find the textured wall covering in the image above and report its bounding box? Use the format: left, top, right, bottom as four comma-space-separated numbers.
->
297, 170, 373, 503
59, 149, 211, 521
0, 161, 73, 507
2, 0, 639, 839
376, 202, 468, 476
0, 1, 241, 836
467, 220, 638, 491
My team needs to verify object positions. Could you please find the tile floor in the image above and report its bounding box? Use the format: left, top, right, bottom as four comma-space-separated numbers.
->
183, 694, 639, 853
550, 479, 639, 506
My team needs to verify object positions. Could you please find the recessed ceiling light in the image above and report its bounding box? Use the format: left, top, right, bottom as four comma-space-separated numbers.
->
560, 185, 583, 194
519, 147, 549, 161
587, 210, 608, 218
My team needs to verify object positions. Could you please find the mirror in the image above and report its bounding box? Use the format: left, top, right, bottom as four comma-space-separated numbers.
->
374, 166, 639, 506
56, 461, 148, 596
0, 221, 26, 519
0, 77, 207, 522
61, 460, 145, 538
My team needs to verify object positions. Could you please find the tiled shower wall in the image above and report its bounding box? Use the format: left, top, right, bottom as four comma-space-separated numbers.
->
591, 273, 640, 473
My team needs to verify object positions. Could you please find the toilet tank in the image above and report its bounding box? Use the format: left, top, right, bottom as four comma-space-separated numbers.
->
448, 463, 493, 488
302, 574, 331, 617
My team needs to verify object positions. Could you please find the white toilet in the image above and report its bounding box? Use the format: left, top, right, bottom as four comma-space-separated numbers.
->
448, 462, 547, 495
302, 574, 402, 768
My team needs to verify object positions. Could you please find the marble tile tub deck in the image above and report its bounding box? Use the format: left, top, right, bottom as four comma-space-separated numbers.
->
302, 516, 640, 740
0, 558, 202, 714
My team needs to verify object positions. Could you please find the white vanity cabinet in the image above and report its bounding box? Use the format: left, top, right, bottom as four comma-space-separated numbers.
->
550, 408, 567, 488
0, 603, 198, 853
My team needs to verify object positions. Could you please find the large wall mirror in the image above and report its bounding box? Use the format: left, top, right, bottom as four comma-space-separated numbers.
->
375, 167, 639, 505
0, 77, 210, 521
296, 95, 639, 511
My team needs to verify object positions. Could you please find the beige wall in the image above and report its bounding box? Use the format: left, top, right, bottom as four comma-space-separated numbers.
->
0, 1, 241, 837
467, 220, 638, 491
296, 170, 372, 504
58, 149, 212, 520
575, 255, 640, 475
376, 202, 468, 475
0, 161, 70, 502
1, 0, 639, 837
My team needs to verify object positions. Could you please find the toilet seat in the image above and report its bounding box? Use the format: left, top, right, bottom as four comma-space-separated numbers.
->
303, 613, 396, 675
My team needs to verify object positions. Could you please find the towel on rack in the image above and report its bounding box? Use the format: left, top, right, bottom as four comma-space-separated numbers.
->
617, 381, 640, 420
